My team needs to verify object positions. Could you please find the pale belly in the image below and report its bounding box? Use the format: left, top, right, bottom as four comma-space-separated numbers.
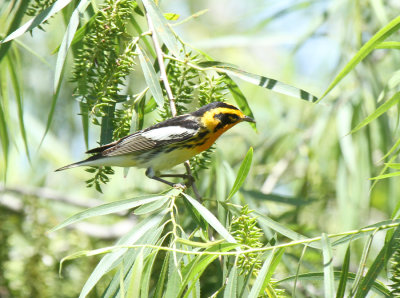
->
139, 147, 200, 171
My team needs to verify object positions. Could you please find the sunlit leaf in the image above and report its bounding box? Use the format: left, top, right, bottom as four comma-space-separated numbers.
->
1, 0, 75, 43
276, 272, 390, 296
350, 92, 400, 134
354, 226, 400, 298
197, 61, 318, 102
227, 147, 253, 200
126, 249, 143, 298
322, 233, 335, 298
375, 41, 400, 49
7, 53, 29, 161
248, 250, 275, 298
78, 213, 164, 298
336, 245, 350, 298
224, 76, 256, 130
320, 15, 400, 100
164, 13, 179, 20
137, 46, 164, 107
178, 243, 239, 297
183, 193, 236, 243
369, 171, 400, 180
142, 0, 181, 58
223, 265, 238, 298
50, 194, 169, 232
0, 0, 29, 62
385, 163, 400, 170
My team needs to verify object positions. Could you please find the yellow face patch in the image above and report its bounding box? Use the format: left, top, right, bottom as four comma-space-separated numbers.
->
200, 107, 245, 131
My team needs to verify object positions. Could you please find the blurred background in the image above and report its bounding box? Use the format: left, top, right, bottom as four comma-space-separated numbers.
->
1, 0, 400, 296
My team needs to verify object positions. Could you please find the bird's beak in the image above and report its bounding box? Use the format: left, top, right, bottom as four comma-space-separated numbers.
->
242, 115, 256, 123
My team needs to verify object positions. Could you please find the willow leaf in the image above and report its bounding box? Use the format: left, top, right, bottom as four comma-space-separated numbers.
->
350, 92, 400, 134
197, 61, 318, 102
320, 15, 400, 100
1, 0, 74, 43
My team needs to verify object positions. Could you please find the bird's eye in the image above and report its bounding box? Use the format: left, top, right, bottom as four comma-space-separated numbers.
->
229, 114, 239, 122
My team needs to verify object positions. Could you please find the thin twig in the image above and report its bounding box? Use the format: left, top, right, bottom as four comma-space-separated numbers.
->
145, 12, 177, 116
145, 11, 202, 201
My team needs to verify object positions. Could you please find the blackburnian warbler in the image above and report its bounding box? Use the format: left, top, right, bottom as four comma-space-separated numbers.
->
56, 101, 255, 186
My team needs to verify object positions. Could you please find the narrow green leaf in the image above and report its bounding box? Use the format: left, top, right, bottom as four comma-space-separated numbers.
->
223, 265, 238, 298
354, 226, 400, 298
385, 163, 400, 170
320, 15, 400, 100
164, 13, 180, 20
78, 213, 164, 298
54, 1, 90, 93
39, 60, 64, 148
137, 46, 164, 107
1, 0, 74, 43
197, 61, 318, 102
227, 147, 253, 200
134, 197, 169, 215
350, 92, 400, 134
242, 190, 314, 206
254, 212, 321, 249
6, 54, 29, 161
100, 104, 115, 145
351, 233, 375, 296
336, 245, 350, 298
165, 253, 182, 298
140, 237, 165, 298
369, 171, 400, 180
183, 193, 237, 243
224, 76, 256, 130
126, 249, 143, 298
276, 272, 391, 297
52, 11, 98, 54
154, 251, 170, 298
178, 243, 239, 297
375, 41, 400, 49
50, 194, 168, 232
102, 226, 166, 298
0, 0, 29, 62
248, 249, 275, 298
0, 99, 9, 176
379, 137, 400, 162
322, 233, 335, 298
142, 0, 181, 58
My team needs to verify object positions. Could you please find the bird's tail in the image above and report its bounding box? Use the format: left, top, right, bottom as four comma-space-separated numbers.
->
55, 155, 103, 172
55, 160, 87, 172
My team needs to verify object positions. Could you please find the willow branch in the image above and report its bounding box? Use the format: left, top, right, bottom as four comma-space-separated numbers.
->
145, 11, 202, 200
145, 12, 177, 116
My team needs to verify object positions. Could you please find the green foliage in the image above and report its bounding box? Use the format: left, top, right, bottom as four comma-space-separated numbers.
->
390, 238, 400, 296
2, 0, 400, 297
85, 166, 114, 193
71, 0, 136, 121
26, 0, 57, 19
230, 205, 263, 276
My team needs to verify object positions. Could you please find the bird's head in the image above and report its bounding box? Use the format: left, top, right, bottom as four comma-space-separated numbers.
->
192, 102, 255, 133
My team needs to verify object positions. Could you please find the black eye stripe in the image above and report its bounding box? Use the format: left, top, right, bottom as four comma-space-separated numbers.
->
213, 113, 240, 132
214, 113, 239, 121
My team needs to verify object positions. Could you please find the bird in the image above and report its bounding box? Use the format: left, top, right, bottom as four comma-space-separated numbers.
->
56, 101, 255, 187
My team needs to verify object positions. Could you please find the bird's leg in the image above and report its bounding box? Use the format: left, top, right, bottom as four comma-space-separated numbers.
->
158, 173, 195, 186
145, 168, 186, 188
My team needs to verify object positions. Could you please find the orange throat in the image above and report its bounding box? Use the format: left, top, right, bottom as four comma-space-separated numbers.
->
195, 124, 236, 153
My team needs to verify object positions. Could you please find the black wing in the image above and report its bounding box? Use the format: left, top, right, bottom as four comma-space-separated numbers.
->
86, 115, 200, 157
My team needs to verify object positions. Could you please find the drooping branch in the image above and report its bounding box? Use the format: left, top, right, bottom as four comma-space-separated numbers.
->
145, 11, 202, 200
